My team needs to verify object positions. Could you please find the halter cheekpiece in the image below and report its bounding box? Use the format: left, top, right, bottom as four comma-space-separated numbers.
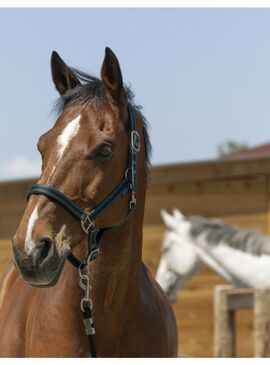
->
26, 103, 140, 357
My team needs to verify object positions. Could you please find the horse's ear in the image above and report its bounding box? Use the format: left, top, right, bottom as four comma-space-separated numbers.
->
101, 47, 125, 104
160, 209, 177, 230
50, 51, 81, 95
172, 208, 184, 220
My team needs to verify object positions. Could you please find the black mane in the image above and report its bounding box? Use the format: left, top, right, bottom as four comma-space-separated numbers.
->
53, 68, 151, 169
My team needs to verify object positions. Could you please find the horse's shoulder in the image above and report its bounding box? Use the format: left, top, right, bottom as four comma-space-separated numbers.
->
140, 262, 178, 354
140, 262, 168, 302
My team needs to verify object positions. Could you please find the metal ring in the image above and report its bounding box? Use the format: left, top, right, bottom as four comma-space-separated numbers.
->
125, 168, 130, 180
79, 262, 89, 279
80, 297, 93, 312
79, 274, 89, 291
131, 131, 140, 153
86, 248, 99, 265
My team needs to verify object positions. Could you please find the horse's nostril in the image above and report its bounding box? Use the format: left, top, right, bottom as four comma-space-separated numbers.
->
33, 237, 54, 265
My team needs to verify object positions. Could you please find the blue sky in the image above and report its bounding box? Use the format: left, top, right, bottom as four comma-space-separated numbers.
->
1, 8, 270, 180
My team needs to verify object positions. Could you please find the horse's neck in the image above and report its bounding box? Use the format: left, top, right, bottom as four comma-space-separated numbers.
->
92, 222, 142, 305
200, 241, 270, 287
194, 243, 235, 283
196, 242, 257, 286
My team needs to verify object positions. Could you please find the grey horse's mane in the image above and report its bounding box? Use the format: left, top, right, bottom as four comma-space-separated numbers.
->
188, 215, 270, 256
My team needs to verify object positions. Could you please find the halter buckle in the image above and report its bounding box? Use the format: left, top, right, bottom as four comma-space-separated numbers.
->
81, 211, 94, 234
131, 131, 140, 153
129, 191, 136, 210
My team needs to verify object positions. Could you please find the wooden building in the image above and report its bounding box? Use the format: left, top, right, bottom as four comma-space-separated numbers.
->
145, 155, 270, 232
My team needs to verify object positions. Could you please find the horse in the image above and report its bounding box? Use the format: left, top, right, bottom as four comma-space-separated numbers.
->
0, 48, 178, 357
156, 208, 270, 303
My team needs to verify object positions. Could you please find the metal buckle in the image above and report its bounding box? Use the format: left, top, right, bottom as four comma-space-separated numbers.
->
131, 131, 140, 153
81, 211, 94, 234
129, 191, 136, 210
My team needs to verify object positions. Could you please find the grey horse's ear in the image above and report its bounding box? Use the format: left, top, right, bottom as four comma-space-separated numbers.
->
51, 51, 81, 95
160, 209, 177, 230
172, 208, 184, 220
101, 47, 125, 103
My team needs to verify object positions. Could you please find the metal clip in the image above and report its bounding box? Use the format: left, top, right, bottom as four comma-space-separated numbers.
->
79, 264, 93, 312
84, 317, 95, 336
129, 191, 136, 210
131, 131, 140, 153
81, 211, 94, 234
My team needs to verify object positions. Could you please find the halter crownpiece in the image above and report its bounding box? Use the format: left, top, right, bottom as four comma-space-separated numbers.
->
26, 103, 140, 268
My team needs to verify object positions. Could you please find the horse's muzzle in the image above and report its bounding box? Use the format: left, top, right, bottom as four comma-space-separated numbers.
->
12, 238, 69, 287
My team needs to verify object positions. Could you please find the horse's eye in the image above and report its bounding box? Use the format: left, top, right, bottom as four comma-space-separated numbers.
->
94, 144, 113, 160
162, 246, 169, 254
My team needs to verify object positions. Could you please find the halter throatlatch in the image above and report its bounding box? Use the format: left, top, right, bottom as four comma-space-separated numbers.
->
26, 103, 140, 357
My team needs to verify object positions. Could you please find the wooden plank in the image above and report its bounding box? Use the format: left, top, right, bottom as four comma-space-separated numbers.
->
148, 176, 267, 195
254, 288, 270, 357
222, 214, 267, 233
150, 156, 270, 184
228, 292, 254, 310
214, 285, 236, 357
144, 193, 267, 225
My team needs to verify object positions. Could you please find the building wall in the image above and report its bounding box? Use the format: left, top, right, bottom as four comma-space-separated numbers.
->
145, 156, 270, 233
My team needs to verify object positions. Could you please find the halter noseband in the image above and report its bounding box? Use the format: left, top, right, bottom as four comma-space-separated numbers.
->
26, 103, 140, 269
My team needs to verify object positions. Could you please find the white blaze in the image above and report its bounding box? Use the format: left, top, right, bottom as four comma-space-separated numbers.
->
25, 204, 39, 255
47, 115, 81, 182
57, 115, 81, 158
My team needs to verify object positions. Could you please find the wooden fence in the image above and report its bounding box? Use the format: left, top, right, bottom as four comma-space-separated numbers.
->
214, 285, 270, 357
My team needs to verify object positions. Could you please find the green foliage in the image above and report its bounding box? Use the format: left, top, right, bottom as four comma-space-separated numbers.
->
217, 140, 249, 157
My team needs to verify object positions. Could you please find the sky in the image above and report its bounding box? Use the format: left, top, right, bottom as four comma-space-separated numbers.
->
1, 8, 270, 180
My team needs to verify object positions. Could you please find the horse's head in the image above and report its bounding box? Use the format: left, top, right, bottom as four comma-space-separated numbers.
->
12, 48, 148, 287
156, 209, 202, 302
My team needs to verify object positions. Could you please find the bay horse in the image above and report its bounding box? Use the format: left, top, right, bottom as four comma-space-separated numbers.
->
0, 48, 178, 357
156, 208, 270, 303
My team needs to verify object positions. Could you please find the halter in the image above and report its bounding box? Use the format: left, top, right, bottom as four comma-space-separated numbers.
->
26, 103, 140, 357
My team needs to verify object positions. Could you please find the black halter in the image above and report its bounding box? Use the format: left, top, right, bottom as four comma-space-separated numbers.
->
27, 103, 140, 269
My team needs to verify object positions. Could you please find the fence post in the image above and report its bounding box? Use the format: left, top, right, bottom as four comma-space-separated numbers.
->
254, 288, 270, 357
214, 285, 236, 357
